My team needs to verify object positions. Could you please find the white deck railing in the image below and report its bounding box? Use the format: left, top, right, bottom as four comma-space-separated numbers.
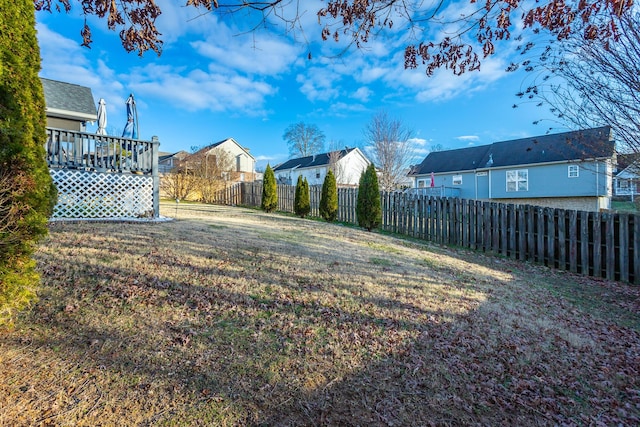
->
45, 127, 158, 175
45, 127, 161, 219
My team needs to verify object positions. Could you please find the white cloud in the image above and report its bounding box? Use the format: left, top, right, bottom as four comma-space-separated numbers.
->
296, 67, 341, 101
351, 87, 372, 102
191, 32, 301, 76
456, 135, 480, 142
129, 64, 277, 115
408, 137, 429, 146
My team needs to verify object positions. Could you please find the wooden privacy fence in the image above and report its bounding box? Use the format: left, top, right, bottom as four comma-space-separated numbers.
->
213, 182, 639, 284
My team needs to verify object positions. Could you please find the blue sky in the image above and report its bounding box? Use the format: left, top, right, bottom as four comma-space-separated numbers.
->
35, 0, 561, 169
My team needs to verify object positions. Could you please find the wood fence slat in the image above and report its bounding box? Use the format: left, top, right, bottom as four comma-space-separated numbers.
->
492, 203, 500, 253
605, 213, 615, 280
518, 205, 526, 259
634, 215, 640, 285
558, 209, 566, 270
537, 207, 545, 263
546, 208, 555, 267
469, 201, 477, 250
580, 211, 590, 275
527, 206, 535, 260
593, 211, 602, 277
569, 210, 578, 273
509, 204, 517, 258
483, 203, 492, 252
500, 204, 508, 256
619, 213, 629, 283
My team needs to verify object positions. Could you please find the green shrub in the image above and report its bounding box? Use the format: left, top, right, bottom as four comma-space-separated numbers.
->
356, 164, 381, 231
294, 176, 311, 218
0, 0, 57, 324
320, 169, 338, 222
261, 164, 277, 212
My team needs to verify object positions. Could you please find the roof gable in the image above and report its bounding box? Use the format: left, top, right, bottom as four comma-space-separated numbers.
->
274, 147, 357, 171
188, 138, 255, 162
41, 78, 97, 121
412, 127, 614, 176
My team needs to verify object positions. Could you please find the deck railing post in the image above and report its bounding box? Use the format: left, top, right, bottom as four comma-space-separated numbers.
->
151, 135, 160, 218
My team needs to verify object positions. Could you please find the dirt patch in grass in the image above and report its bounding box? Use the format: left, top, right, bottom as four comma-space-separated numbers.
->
1, 202, 639, 426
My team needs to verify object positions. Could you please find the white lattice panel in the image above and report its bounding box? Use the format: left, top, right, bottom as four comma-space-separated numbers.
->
50, 169, 154, 219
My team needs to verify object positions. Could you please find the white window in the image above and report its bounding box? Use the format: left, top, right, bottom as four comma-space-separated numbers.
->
418, 180, 426, 188
315, 168, 321, 179
568, 165, 579, 178
452, 175, 462, 185
506, 169, 528, 192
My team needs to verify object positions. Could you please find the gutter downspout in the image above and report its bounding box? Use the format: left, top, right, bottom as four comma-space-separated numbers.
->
475, 170, 478, 200
596, 160, 599, 211
488, 169, 492, 200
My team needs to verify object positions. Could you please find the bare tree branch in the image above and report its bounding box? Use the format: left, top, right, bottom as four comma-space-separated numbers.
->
283, 122, 325, 158
35, 0, 634, 75
519, 11, 640, 155
363, 110, 415, 191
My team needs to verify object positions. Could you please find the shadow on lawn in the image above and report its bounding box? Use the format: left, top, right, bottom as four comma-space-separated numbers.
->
4, 208, 637, 426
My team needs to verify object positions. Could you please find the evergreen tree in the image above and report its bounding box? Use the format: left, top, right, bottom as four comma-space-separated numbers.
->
0, 0, 57, 323
261, 164, 277, 212
294, 176, 311, 218
320, 169, 338, 222
356, 164, 381, 231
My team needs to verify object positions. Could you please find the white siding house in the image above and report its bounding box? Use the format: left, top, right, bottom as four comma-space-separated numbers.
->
186, 138, 257, 183
274, 148, 371, 187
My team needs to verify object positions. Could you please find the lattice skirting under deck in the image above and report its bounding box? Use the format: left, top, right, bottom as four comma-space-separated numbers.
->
50, 169, 154, 219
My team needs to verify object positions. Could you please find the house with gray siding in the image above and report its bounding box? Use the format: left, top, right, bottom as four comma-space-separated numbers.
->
409, 127, 615, 212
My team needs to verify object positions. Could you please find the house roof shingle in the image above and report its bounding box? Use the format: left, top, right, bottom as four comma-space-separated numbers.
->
187, 138, 254, 162
41, 78, 97, 120
274, 148, 357, 171
411, 127, 614, 175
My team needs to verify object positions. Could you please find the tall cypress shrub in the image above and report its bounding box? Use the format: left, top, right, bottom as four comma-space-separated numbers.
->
294, 176, 310, 218
356, 164, 381, 231
320, 169, 338, 222
261, 164, 277, 212
0, 0, 57, 323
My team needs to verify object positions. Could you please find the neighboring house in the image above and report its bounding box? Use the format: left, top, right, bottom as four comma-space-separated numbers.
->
409, 127, 615, 212
185, 138, 256, 183
158, 150, 190, 174
273, 147, 371, 187
41, 77, 97, 131
613, 153, 640, 200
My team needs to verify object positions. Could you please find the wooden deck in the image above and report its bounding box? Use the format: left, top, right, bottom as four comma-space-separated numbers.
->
46, 127, 161, 220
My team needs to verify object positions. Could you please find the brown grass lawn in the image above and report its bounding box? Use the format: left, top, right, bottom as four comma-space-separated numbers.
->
1, 202, 639, 426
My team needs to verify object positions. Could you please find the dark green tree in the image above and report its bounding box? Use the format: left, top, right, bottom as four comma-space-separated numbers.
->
319, 169, 338, 222
294, 175, 311, 218
356, 164, 381, 232
261, 164, 277, 213
1, 0, 57, 323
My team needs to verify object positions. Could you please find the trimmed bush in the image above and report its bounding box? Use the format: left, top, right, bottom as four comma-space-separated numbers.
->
320, 169, 338, 222
294, 176, 311, 218
261, 164, 278, 212
356, 164, 381, 231
0, 0, 57, 324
